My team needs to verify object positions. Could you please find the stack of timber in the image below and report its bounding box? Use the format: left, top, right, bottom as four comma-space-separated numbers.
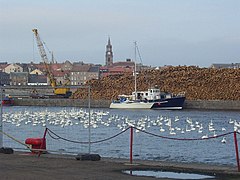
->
72, 66, 240, 101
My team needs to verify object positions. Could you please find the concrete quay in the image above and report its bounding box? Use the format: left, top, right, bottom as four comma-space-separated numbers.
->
13, 98, 240, 111
0, 152, 240, 180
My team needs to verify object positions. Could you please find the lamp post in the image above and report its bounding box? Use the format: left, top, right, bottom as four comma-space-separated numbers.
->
0, 87, 3, 148
88, 85, 91, 154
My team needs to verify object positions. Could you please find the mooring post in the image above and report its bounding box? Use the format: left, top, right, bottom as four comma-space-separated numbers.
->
234, 131, 240, 172
130, 126, 133, 164
38, 127, 48, 157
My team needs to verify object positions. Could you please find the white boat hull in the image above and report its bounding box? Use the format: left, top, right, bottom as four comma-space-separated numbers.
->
109, 102, 154, 109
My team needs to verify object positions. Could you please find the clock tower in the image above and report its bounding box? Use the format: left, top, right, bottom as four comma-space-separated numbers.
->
105, 37, 113, 66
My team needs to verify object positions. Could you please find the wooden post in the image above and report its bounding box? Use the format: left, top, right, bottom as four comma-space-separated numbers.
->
234, 131, 240, 171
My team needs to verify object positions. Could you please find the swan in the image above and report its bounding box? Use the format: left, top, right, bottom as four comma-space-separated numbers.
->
174, 116, 179, 122
202, 134, 208, 139
221, 137, 226, 143
181, 128, 185, 133
159, 126, 165, 132
169, 129, 176, 135
209, 119, 213, 126
228, 118, 234, 124
186, 125, 191, 132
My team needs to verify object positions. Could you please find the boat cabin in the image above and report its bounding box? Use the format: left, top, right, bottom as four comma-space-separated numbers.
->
132, 88, 162, 101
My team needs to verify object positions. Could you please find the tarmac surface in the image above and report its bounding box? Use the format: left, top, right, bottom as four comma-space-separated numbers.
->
1, 152, 240, 180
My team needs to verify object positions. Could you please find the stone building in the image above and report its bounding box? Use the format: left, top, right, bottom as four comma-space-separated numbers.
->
70, 64, 99, 85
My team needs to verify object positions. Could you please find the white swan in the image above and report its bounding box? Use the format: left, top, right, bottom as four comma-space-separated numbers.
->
221, 137, 226, 143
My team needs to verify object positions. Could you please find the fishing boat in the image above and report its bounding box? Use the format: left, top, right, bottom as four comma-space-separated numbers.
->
109, 42, 185, 110
133, 87, 185, 110
110, 86, 185, 110
110, 94, 155, 109
2, 95, 14, 106
110, 42, 155, 109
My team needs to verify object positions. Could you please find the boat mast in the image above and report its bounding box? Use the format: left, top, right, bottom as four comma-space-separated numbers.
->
134, 41, 137, 100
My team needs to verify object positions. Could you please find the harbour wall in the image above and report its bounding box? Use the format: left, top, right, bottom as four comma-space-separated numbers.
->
13, 98, 240, 111
183, 100, 240, 111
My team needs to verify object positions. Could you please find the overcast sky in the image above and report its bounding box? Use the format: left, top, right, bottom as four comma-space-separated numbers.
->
1, 0, 240, 67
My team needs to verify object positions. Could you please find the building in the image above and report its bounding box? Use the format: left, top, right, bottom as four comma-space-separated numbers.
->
4, 63, 23, 74
105, 37, 113, 66
28, 74, 47, 86
70, 64, 99, 85
211, 63, 240, 69
0, 72, 10, 86
10, 72, 28, 86
61, 60, 73, 71
30, 68, 44, 75
88, 66, 100, 81
100, 59, 148, 77
0, 62, 8, 72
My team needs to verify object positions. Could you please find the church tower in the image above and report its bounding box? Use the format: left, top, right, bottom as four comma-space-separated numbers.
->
105, 37, 113, 66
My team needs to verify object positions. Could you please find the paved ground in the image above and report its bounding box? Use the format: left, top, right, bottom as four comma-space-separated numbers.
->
1, 152, 240, 180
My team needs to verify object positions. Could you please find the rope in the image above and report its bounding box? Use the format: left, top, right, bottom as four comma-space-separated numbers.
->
0, 130, 31, 149
133, 127, 234, 141
91, 127, 130, 144
47, 130, 61, 140
47, 127, 130, 144
0, 130, 47, 153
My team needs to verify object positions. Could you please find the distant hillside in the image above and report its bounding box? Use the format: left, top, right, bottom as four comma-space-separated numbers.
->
72, 66, 240, 101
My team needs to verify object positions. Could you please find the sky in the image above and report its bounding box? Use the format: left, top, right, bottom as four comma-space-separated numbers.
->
1, 0, 240, 67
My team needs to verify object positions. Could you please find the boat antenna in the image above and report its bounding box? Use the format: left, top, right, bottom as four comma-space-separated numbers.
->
134, 41, 137, 100
136, 43, 143, 64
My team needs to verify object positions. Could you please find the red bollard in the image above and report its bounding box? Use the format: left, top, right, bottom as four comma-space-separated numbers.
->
234, 131, 240, 172
38, 128, 48, 157
130, 126, 133, 164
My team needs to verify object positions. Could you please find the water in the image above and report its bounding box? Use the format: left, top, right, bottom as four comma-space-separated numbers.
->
123, 170, 215, 179
1, 106, 240, 166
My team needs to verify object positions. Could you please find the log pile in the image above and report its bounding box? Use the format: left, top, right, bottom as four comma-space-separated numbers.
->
72, 66, 240, 100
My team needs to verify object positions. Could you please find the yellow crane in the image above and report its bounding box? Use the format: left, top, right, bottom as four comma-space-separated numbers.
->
32, 28, 72, 98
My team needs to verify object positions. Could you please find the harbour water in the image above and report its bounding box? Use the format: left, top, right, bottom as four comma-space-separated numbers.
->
1, 106, 240, 166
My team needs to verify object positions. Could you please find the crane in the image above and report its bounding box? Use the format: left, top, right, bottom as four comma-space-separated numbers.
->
32, 28, 72, 98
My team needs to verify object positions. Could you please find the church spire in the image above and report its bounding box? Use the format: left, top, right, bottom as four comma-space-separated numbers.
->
105, 37, 113, 66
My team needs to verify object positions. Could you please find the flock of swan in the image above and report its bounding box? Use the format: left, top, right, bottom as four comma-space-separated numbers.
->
1, 108, 239, 144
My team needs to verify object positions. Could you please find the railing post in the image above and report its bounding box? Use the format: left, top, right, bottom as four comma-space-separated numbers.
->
234, 131, 240, 172
130, 126, 133, 164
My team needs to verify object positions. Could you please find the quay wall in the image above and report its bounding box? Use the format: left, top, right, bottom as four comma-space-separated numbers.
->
13, 98, 240, 110
183, 100, 240, 110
